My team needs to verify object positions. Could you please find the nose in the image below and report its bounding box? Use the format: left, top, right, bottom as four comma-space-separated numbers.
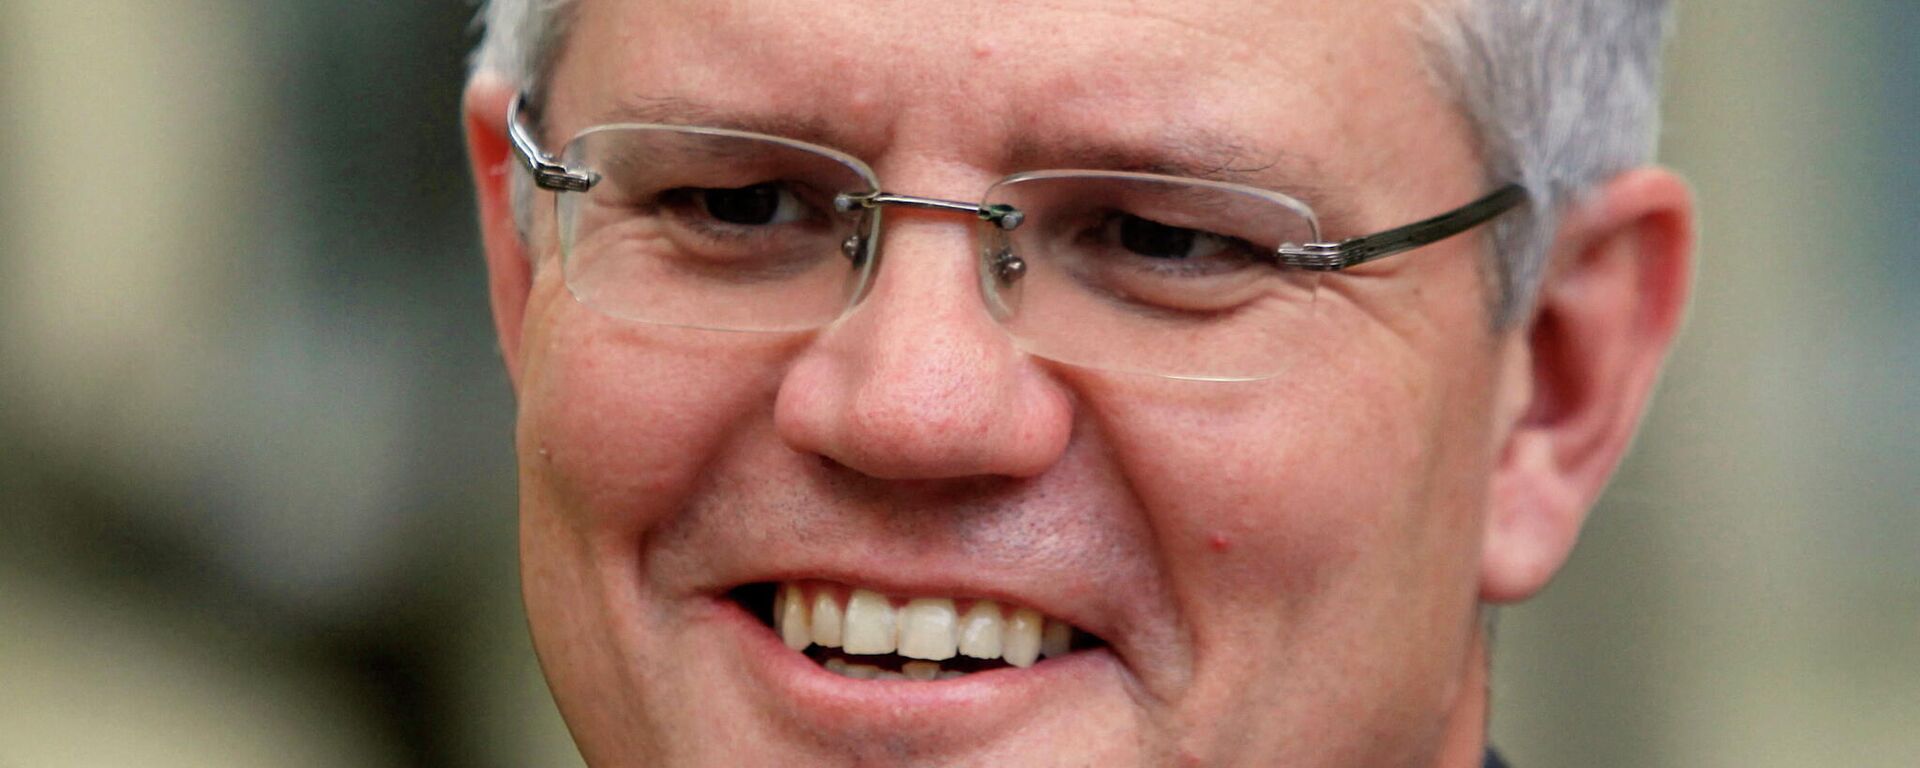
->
773, 212, 1073, 480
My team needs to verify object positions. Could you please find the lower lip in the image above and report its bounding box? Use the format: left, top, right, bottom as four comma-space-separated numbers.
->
711, 596, 1116, 734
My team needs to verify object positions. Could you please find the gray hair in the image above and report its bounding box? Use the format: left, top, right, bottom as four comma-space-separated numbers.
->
470, 0, 1675, 325
1421, 0, 1674, 323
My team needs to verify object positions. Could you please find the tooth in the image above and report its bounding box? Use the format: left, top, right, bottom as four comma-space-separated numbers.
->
824, 658, 850, 675
843, 663, 879, 680
897, 598, 959, 660
780, 584, 812, 651
842, 588, 897, 655
957, 601, 1004, 659
1041, 618, 1072, 658
810, 590, 844, 648
1003, 607, 1043, 668
937, 670, 966, 680
876, 671, 908, 681
902, 661, 941, 680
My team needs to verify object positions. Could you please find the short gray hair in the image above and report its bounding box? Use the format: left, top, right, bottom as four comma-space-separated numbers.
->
470, 0, 575, 105
470, 0, 1675, 324
1421, 0, 1674, 323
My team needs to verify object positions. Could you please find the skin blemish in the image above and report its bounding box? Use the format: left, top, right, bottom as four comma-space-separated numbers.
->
1207, 532, 1231, 554
843, 86, 883, 124
972, 41, 995, 60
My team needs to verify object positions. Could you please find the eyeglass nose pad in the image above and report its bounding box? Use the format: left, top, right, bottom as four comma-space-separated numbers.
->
990, 248, 1026, 284
978, 229, 1026, 323
841, 234, 866, 266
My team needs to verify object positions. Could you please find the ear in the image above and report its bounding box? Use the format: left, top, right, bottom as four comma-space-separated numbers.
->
1481, 167, 1695, 603
464, 72, 533, 389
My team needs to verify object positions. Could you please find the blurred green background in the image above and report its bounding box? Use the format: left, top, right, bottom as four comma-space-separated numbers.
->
1, 2, 1913, 766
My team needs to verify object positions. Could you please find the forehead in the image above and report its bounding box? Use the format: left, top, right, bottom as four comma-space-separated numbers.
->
550, 0, 1467, 212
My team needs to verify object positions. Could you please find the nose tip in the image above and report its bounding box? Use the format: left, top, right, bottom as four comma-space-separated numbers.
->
772, 218, 1072, 481
777, 333, 1070, 480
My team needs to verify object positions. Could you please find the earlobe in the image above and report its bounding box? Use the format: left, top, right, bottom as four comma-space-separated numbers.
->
464, 72, 534, 389
1480, 168, 1695, 603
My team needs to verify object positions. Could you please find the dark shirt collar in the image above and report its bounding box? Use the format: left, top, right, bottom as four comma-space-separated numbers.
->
1484, 749, 1510, 768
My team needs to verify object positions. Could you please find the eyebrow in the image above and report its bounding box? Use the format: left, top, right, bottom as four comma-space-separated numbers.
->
589, 94, 1351, 220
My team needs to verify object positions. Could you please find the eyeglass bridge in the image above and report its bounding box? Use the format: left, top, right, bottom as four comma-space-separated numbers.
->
832, 192, 1030, 284
833, 192, 1026, 231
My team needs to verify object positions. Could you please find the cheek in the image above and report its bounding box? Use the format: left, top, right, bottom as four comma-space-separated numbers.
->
1079, 329, 1493, 632
1076, 334, 1498, 754
517, 294, 805, 539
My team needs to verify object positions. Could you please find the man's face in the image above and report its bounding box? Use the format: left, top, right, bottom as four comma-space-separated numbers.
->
511, 0, 1512, 764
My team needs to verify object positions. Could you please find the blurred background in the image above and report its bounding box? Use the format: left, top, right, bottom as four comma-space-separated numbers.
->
0, 2, 1912, 766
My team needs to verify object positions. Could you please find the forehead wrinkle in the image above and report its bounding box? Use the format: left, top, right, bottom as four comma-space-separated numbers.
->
1008, 129, 1300, 183
1017, 0, 1271, 57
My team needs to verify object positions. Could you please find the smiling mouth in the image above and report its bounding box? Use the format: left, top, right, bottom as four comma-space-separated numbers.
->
730, 581, 1107, 681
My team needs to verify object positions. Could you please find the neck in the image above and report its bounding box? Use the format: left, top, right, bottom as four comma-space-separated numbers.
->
1433, 623, 1492, 767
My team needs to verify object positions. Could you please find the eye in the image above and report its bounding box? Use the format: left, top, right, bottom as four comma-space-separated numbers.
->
696, 182, 808, 226
1099, 213, 1254, 270
1112, 214, 1208, 259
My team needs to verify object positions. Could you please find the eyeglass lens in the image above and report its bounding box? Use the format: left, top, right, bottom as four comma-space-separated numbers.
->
556, 126, 1327, 380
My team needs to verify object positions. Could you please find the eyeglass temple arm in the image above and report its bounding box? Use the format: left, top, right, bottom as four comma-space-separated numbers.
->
1275, 183, 1527, 271
507, 94, 600, 193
